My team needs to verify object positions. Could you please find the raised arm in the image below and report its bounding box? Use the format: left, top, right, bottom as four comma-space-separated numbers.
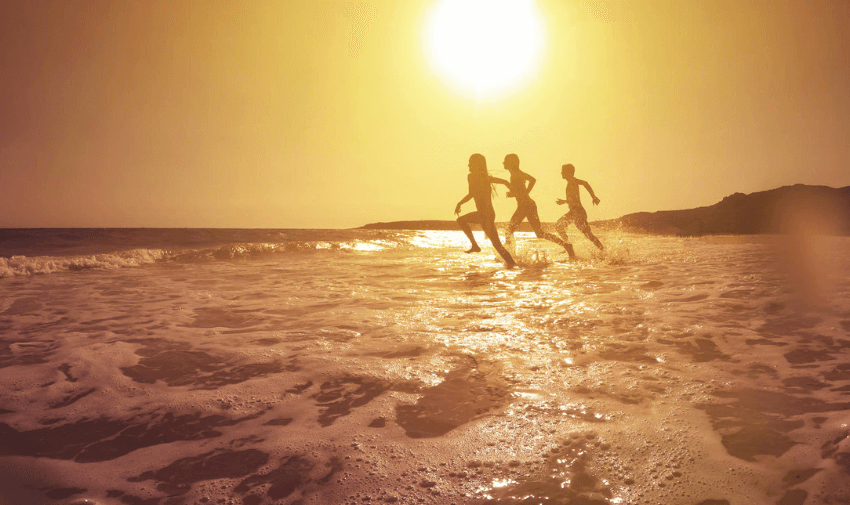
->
580, 179, 601, 205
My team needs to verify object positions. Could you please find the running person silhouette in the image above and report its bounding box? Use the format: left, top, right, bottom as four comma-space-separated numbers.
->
455, 154, 516, 267
502, 154, 576, 259
555, 163, 604, 251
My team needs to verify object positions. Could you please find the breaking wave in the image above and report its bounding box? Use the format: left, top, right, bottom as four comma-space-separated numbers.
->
0, 238, 410, 278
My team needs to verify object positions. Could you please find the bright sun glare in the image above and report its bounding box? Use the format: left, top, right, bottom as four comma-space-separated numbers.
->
425, 0, 546, 101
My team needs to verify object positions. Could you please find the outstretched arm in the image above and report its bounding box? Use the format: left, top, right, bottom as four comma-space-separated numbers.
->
580, 180, 600, 205
489, 176, 512, 190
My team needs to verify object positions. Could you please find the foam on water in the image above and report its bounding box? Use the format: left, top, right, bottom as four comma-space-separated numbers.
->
0, 228, 415, 278
1, 230, 849, 505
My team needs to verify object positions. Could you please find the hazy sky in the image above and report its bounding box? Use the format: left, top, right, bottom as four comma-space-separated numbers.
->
2, 0, 848, 228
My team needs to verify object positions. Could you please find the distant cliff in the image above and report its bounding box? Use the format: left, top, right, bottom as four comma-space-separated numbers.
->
359, 220, 461, 231
359, 220, 542, 232
600, 184, 850, 236
360, 185, 850, 236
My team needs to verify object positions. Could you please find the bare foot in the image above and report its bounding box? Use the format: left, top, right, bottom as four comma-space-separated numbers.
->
565, 244, 576, 261
465, 246, 481, 253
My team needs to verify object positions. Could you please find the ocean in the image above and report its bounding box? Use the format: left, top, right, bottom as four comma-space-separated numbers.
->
1, 227, 849, 505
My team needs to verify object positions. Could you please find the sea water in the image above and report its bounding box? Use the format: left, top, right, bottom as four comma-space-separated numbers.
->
1, 228, 849, 505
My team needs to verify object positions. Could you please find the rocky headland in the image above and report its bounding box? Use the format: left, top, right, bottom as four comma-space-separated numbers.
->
360, 185, 850, 236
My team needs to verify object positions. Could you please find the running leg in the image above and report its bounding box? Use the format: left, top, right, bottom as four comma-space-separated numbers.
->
576, 220, 604, 251
482, 221, 516, 267
528, 209, 575, 258
505, 207, 526, 246
554, 214, 577, 259
457, 213, 481, 252
555, 213, 572, 243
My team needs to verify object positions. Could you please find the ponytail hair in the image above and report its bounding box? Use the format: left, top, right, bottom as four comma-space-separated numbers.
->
469, 153, 497, 197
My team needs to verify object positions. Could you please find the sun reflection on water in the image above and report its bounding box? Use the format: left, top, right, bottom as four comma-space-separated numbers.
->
408, 230, 470, 249
491, 478, 516, 488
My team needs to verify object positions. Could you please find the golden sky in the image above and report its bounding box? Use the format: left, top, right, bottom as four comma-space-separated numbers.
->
1, 0, 848, 228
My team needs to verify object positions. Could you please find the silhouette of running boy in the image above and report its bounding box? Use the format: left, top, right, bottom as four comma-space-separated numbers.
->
503, 154, 576, 259
455, 153, 516, 267
555, 163, 604, 251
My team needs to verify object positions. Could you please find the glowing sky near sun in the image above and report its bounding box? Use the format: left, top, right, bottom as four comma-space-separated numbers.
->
0, 0, 848, 228
425, 0, 545, 101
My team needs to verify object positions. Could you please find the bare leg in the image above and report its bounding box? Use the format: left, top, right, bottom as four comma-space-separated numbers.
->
505, 207, 525, 246
554, 214, 577, 260
529, 210, 575, 258
482, 220, 516, 267
576, 221, 604, 251
555, 214, 572, 243
457, 214, 481, 253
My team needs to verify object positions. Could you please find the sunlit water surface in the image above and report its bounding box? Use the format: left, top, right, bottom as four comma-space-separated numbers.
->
1, 229, 849, 505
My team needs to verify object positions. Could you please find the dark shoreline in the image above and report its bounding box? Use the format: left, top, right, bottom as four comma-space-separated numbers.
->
361, 184, 850, 236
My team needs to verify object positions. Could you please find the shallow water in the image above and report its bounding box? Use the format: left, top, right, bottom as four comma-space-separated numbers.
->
1, 229, 849, 505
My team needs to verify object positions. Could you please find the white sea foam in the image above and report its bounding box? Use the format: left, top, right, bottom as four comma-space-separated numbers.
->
0, 249, 171, 278
1, 230, 849, 505
0, 239, 412, 278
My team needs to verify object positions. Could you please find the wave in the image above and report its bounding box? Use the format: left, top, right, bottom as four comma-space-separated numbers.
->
0, 238, 411, 278
0, 248, 170, 278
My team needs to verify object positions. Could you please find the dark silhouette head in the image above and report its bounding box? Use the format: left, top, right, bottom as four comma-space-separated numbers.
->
561, 163, 575, 179
468, 153, 487, 173
503, 153, 519, 172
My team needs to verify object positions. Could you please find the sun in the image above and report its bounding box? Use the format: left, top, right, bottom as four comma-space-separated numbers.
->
424, 0, 546, 101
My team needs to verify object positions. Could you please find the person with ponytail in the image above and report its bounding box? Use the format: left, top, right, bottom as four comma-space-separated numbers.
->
454, 153, 516, 267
